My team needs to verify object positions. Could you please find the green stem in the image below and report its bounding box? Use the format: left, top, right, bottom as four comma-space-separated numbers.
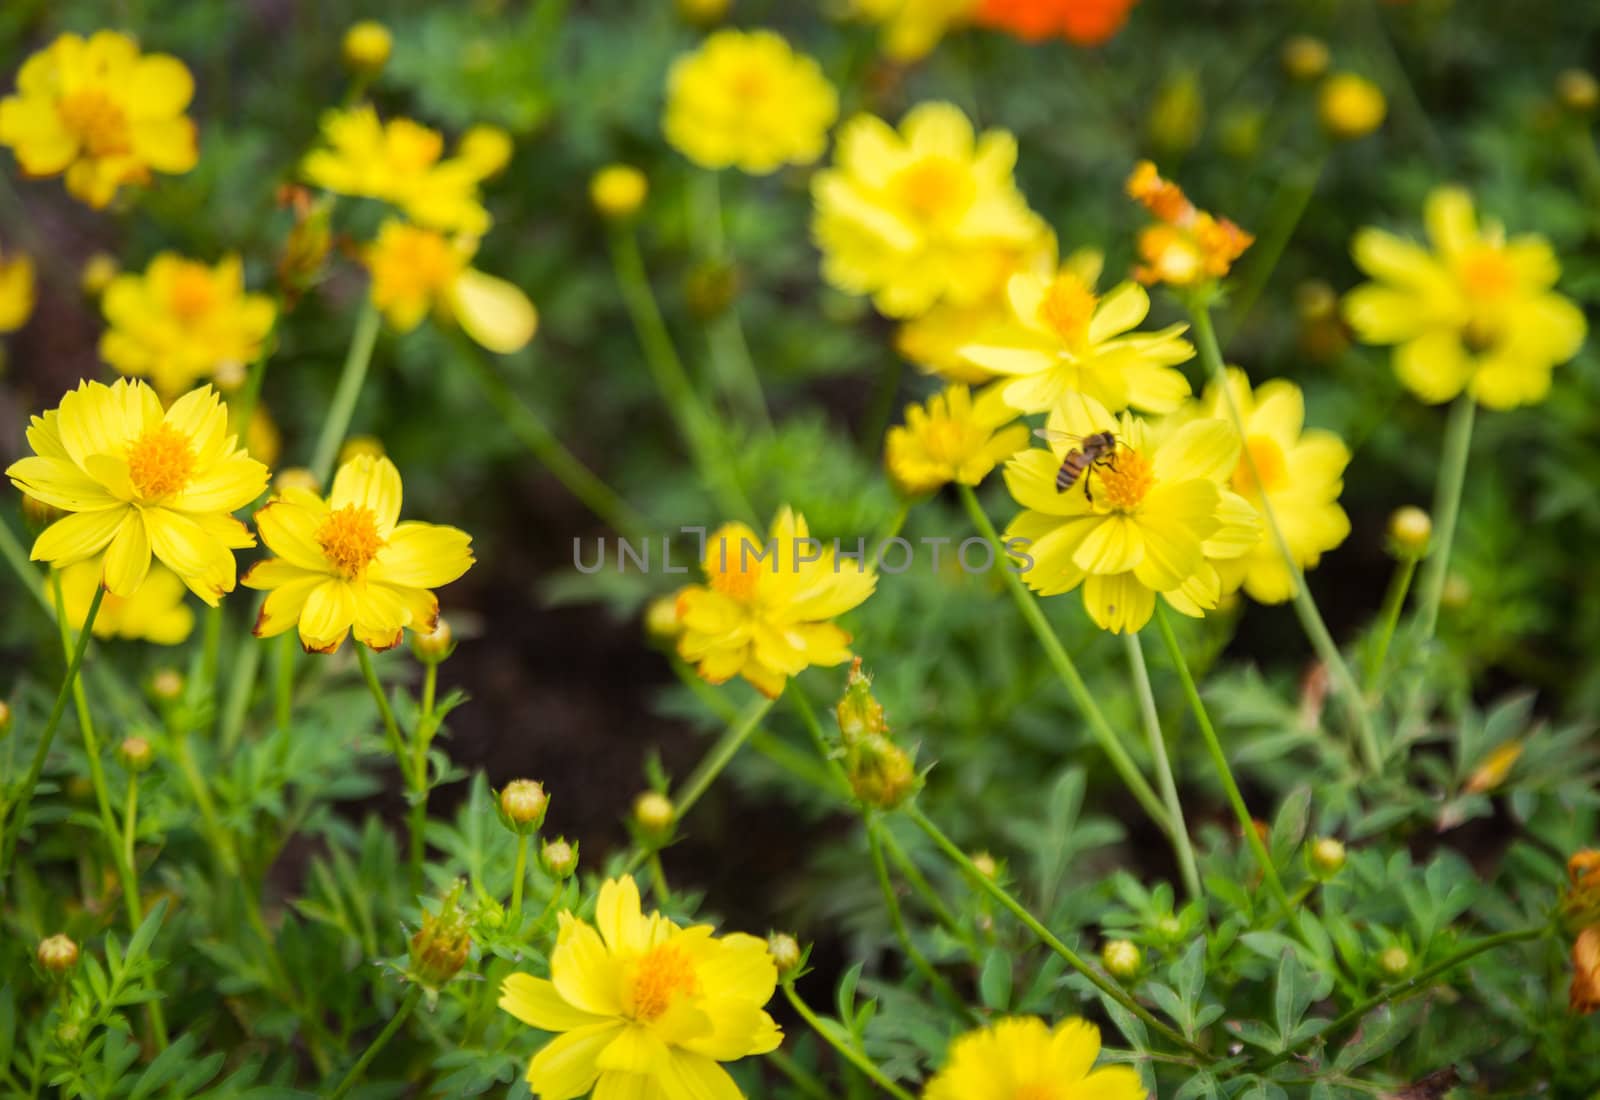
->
607, 224, 752, 521
647, 852, 671, 903
876, 826, 971, 948
1563, 125, 1600, 234
355, 645, 420, 892
199, 604, 223, 708
171, 721, 238, 874
1223, 155, 1326, 338
1188, 304, 1383, 773
1122, 632, 1203, 903
905, 802, 1209, 1059
311, 299, 382, 484
781, 983, 918, 1100
327, 985, 422, 1100
273, 633, 295, 731
0, 586, 104, 877
695, 171, 772, 432
510, 834, 528, 923
765, 1047, 833, 1100
230, 343, 273, 443
1414, 394, 1475, 643
1152, 605, 1300, 939
217, 640, 262, 756
1362, 555, 1419, 697
865, 815, 972, 1019
788, 688, 855, 798
0, 510, 51, 618
955, 484, 1173, 835
122, 774, 139, 898
1258, 925, 1548, 1071
457, 339, 652, 538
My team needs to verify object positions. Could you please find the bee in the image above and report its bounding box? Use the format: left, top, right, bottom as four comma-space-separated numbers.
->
1034, 429, 1117, 502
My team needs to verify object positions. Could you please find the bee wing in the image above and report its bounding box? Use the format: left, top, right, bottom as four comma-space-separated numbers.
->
1034, 428, 1086, 445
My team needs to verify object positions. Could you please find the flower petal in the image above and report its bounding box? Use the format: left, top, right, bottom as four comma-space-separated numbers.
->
525, 1023, 625, 1100
450, 268, 537, 354
368, 521, 473, 588
32, 507, 129, 566
499, 974, 613, 1033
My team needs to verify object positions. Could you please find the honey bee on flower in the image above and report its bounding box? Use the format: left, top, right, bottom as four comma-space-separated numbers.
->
244, 454, 474, 653
0, 31, 198, 209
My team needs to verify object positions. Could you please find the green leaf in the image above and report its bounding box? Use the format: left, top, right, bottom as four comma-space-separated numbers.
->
978, 950, 1011, 1011
1333, 1004, 1417, 1072
1269, 785, 1312, 865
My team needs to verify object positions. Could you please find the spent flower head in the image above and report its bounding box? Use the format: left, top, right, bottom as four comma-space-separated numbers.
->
408, 881, 473, 993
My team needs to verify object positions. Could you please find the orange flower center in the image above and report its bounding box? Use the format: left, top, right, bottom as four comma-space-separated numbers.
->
708, 545, 760, 603
1038, 273, 1097, 344
1014, 1085, 1064, 1100
127, 423, 197, 500
894, 157, 972, 225
1234, 435, 1287, 496
58, 88, 132, 158
1097, 447, 1153, 511
1457, 248, 1515, 301
377, 228, 459, 301
316, 505, 384, 577
625, 944, 699, 1022
167, 265, 217, 321
729, 63, 770, 100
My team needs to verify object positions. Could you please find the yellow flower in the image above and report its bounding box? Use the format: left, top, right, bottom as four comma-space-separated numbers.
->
243, 454, 474, 653
924, 1017, 1146, 1100
364, 220, 537, 354
98, 253, 276, 398
885, 383, 1028, 496
590, 164, 648, 219
499, 875, 781, 1099
1318, 72, 1386, 140
1342, 185, 1587, 409
959, 251, 1195, 415
0, 31, 198, 209
51, 557, 194, 645
6, 379, 266, 605
0, 241, 34, 332
302, 106, 497, 235
850, 0, 975, 62
663, 30, 838, 175
814, 102, 1043, 318
1197, 369, 1350, 604
1125, 160, 1253, 289
676, 507, 876, 697
1002, 392, 1258, 633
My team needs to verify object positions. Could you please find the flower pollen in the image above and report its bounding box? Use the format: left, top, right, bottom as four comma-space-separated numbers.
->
1015, 1085, 1065, 1100
708, 541, 760, 602
894, 157, 972, 224
1235, 435, 1288, 496
167, 264, 217, 321
127, 422, 197, 500
317, 504, 384, 577
1039, 273, 1097, 344
625, 943, 699, 1022
1458, 248, 1515, 301
1098, 448, 1153, 511
58, 88, 132, 158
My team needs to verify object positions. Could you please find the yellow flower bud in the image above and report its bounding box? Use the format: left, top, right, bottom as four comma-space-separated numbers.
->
540, 836, 579, 879
411, 617, 456, 664
460, 125, 514, 179
970, 852, 999, 880
644, 593, 684, 641
1155, 915, 1183, 940
677, 0, 732, 24
37, 933, 78, 973
1440, 573, 1471, 610
633, 791, 675, 839
1557, 68, 1600, 114
80, 252, 120, 298
1102, 939, 1142, 979
1379, 946, 1411, 978
1281, 35, 1330, 82
117, 736, 154, 773
272, 466, 322, 497
409, 881, 472, 990
590, 164, 648, 220
767, 932, 802, 977
1309, 836, 1346, 877
1319, 73, 1387, 140
499, 779, 549, 831
1387, 506, 1432, 558
342, 20, 393, 74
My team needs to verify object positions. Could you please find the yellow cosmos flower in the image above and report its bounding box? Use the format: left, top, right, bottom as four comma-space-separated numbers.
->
98, 253, 277, 398
1003, 392, 1257, 633
850, 0, 976, 62
243, 455, 474, 653
0, 31, 197, 209
499, 875, 781, 1100
924, 1016, 1146, 1100
6, 379, 266, 605
886, 383, 1028, 496
960, 252, 1195, 415
51, 557, 194, 645
663, 30, 838, 175
1342, 185, 1587, 409
364, 220, 537, 354
0, 242, 35, 332
1196, 369, 1350, 604
676, 508, 876, 698
302, 106, 497, 235
813, 101, 1042, 319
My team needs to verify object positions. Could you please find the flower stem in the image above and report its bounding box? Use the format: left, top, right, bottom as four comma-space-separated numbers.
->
509, 834, 528, 923
327, 984, 422, 1100
311, 299, 382, 485
1362, 554, 1419, 697
1122, 632, 1203, 903
273, 633, 295, 730
0, 585, 104, 878
904, 802, 1209, 1059
1414, 394, 1475, 643
694, 170, 771, 432
456, 338, 653, 539
781, 982, 919, 1100
0, 509, 51, 617
355, 645, 421, 892
865, 814, 973, 1020
955, 484, 1173, 836
1223, 156, 1326, 339
1187, 303, 1383, 773
1152, 604, 1301, 940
